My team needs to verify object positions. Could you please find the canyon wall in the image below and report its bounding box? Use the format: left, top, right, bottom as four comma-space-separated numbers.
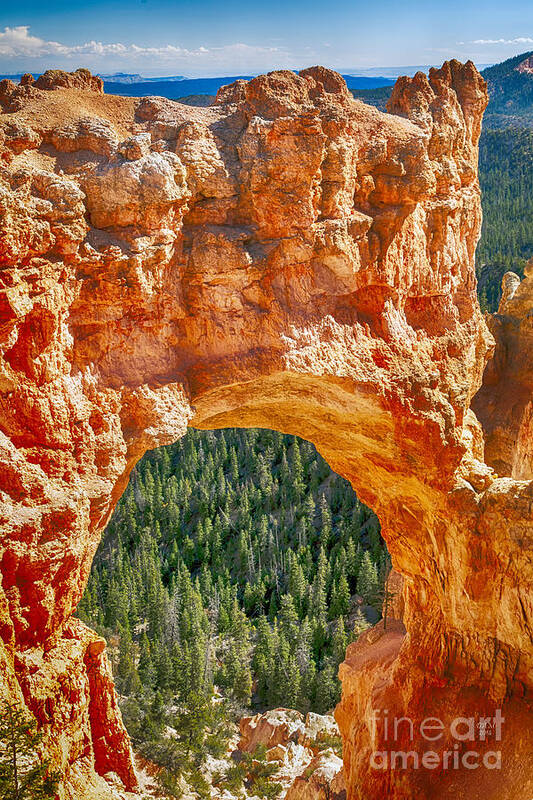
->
0, 63, 532, 799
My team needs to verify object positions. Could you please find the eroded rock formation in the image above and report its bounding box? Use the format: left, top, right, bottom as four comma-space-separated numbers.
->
0, 63, 532, 799
473, 261, 533, 480
237, 708, 344, 798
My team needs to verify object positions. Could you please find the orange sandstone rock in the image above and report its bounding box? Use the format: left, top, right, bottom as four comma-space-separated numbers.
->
0, 64, 532, 799
473, 261, 533, 480
239, 709, 307, 752
285, 750, 345, 800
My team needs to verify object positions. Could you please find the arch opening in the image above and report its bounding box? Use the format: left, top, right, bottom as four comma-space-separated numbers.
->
77, 426, 392, 791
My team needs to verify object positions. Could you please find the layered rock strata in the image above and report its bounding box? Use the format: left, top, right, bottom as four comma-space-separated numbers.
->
0, 63, 532, 799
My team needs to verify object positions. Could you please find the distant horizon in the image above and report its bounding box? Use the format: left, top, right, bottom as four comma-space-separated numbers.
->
0, 61, 497, 83
0, 0, 532, 78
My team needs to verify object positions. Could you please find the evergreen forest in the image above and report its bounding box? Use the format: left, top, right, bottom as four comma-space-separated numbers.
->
77, 429, 388, 787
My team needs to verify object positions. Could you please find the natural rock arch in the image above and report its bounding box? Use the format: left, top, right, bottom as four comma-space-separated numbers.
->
0, 63, 532, 799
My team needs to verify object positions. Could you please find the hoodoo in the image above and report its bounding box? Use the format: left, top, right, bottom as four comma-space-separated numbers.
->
0, 62, 532, 798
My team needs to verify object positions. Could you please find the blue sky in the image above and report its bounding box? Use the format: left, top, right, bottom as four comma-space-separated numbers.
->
0, 0, 532, 76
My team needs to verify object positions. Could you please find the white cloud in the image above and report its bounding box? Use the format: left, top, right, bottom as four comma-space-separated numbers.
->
0, 26, 53, 56
0, 26, 294, 76
458, 36, 533, 46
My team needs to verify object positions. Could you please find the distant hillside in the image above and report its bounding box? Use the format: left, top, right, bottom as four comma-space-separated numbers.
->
103, 75, 254, 99
342, 75, 395, 90
102, 73, 395, 102
351, 85, 392, 111
476, 127, 533, 308
482, 50, 533, 126
351, 53, 533, 126
483, 51, 533, 109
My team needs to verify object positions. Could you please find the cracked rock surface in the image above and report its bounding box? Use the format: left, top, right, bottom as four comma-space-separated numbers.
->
0, 64, 532, 799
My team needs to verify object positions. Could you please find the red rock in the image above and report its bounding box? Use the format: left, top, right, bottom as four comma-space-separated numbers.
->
0, 64, 532, 800
34, 68, 103, 93
473, 260, 533, 480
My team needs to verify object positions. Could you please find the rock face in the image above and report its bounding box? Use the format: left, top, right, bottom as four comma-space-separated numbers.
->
237, 708, 344, 798
0, 63, 532, 799
285, 751, 345, 800
473, 261, 533, 479
239, 709, 309, 753
239, 708, 340, 755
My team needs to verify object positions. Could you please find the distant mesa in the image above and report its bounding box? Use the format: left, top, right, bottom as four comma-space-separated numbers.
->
98, 72, 187, 83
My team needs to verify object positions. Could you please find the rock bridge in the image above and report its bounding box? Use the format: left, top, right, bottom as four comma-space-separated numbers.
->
0, 63, 532, 798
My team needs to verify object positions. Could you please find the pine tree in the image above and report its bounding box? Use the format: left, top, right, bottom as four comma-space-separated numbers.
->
357, 551, 379, 605
331, 618, 348, 665
346, 538, 358, 581
288, 556, 306, 614
138, 633, 156, 688
351, 608, 370, 638
303, 492, 315, 529
229, 447, 239, 483
279, 594, 300, 642
0, 703, 59, 800
117, 626, 141, 695
311, 547, 328, 623
156, 646, 173, 692
335, 571, 351, 617
319, 494, 332, 549
291, 441, 306, 499
314, 664, 339, 714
